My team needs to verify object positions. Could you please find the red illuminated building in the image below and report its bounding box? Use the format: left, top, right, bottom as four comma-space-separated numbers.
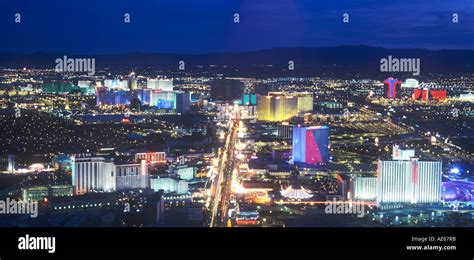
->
412, 88, 447, 101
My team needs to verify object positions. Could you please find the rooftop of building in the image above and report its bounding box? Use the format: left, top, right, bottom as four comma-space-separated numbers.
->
280, 185, 313, 200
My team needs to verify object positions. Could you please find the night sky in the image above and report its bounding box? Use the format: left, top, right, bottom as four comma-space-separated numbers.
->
0, 0, 473, 54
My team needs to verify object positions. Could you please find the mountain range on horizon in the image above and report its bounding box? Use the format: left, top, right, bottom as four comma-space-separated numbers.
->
0, 46, 472, 75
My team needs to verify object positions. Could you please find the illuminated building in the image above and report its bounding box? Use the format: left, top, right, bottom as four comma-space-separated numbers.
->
138, 88, 152, 105
22, 186, 48, 201
238, 93, 258, 106
376, 146, 442, 205
295, 92, 313, 113
115, 160, 149, 191
392, 144, 415, 160
292, 125, 330, 164
150, 177, 188, 194
78, 80, 91, 88
71, 156, 149, 194
147, 79, 174, 91
104, 79, 130, 90
243, 93, 257, 106
257, 93, 298, 122
137, 89, 190, 112
96, 88, 133, 106
51, 154, 71, 171
256, 92, 313, 121
353, 176, 376, 200
119, 80, 129, 90
236, 211, 259, 225
42, 81, 87, 94
401, 78, 420, 89
210, 79, 244, 101
383, 77, 402, 99
429, 90, 447, 100
412, 88, 430, 101
412, 88, 447, 101
317, 101, 343, 109
71, 156, 116, 194
28, 163, 44, 172
147, 79, 158, 89
20, 84, 34, 92
458, 93, 474, 102
7, 154, 14, 174
280, 185, 313, 200
134, 152, 166, 164
104, 79, 116, 88
174, 165, 196, 181
130, 78, 138, 90
22, 185, 74, 202
337, 174, 353, 200
151, 91, 175, 109
277, 122, 294, 140
50, 185, 75, 198
239, 105, 257, 119
236, 94, 257, 119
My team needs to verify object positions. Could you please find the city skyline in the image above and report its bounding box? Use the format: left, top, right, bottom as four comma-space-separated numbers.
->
0, 2, 473, 255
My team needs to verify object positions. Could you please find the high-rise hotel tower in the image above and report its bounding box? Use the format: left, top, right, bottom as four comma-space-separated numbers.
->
376, 145, 442, 206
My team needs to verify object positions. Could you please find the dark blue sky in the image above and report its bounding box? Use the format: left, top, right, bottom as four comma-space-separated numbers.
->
1, 0, 473, 54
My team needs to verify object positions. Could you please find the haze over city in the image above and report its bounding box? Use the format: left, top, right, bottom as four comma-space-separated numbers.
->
1, 0, 473, 54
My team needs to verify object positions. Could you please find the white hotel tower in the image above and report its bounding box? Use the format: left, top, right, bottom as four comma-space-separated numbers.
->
354, 176, 377, 201
72, 156, 149, 195
376, 145, 442, 206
